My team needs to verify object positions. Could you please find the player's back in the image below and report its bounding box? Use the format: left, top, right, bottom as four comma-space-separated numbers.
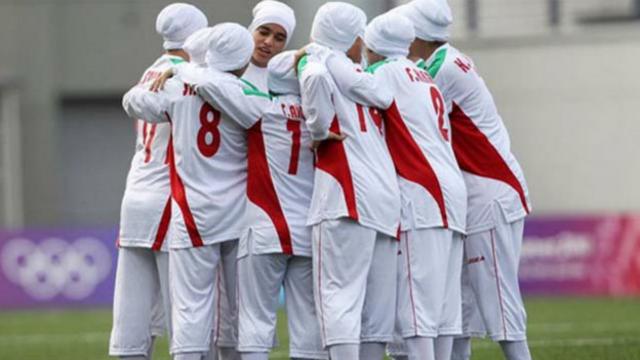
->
161, 73, 252, 248
299, 56, 401, 237
372, 58, 467, 233
126, 55, 186, 193
423, 44, 531, 232
119, 54, 186, 249
244, 94, 315, 256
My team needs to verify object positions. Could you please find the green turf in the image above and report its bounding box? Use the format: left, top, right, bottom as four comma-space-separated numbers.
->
0, 297, 639, 359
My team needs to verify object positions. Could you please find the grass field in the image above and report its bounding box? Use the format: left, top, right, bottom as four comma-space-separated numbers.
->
0, 297, 639, 360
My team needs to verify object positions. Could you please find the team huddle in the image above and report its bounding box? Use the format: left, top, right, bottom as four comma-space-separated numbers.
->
108, 1, 533, 360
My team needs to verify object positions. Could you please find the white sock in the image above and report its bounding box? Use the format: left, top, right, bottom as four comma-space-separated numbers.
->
119, 356, 147, 360
218, 347, 240, 360
239, 352, 268, 360
435, 336, 454, 360
174, 353, 203, 360
451, 337, 471, 360
359, 342, 385, 360
329, 344, 359, 360
499, 340, 532, 360
406, 336, 435, 360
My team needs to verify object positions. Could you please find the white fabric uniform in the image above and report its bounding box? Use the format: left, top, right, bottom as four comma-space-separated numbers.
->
119, 54, 185, 250
312, 219, 397, 346
461, 207, 527, 341
122, 65, 270, 354
242, 63, 269, 93
169, 243, 221, 354
210, 240, 239, 350
352, 58, 466, 340
240, 96, 314, 258
110, 55, 184, 357
299, 49, 400, 237
421, 44, 531, 233
299, 48, 400, 347
396, 229, 463, 337
208, 63, 271, 352
109, 248, 170, 356
123, 66, 269, 249
237, 94, 326, 358
420, 43, 531, 341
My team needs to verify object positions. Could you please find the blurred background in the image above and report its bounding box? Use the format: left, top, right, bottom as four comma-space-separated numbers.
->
0, 0, 639, 359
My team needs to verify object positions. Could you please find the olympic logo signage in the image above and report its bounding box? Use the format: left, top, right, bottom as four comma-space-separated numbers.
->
0, 229, 118, 308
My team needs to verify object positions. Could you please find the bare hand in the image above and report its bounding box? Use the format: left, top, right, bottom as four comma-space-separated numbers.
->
311, 131, 346, 150
149, 69, 175, 92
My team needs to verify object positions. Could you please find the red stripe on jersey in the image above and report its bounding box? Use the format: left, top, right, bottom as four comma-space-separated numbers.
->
383, 101, 449, 228
286, 120, 301, 175
356, 104, 367, 132
142, 121, 148, 147
247, 121, 293, 255
144, 123, 157, 163
166, 115, 204, 247
315, 117, 358, 220
151, 196, 172, 251
449, 103, 530, 214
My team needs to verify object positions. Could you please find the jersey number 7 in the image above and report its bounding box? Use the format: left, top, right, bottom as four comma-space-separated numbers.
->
286, 119, 301, 175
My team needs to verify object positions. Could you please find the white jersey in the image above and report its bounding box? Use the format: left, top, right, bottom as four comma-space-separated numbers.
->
243, 95, 315, 257
420, 44, 531, 234
366, 57, 467, 234
299, 50, 401, 237
118, 54, 186, 250
122, 65, 270, 248
241, 62, 269, 93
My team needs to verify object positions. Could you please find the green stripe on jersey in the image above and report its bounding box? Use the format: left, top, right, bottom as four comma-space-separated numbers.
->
297, 55, 309, 74
240, 78, 259, 92
243, 88, 272, 99
426, 47, 447, 78
169, 57, 186, 65
365, 59, 394, 74
415, 58, 426, 70
239, 78, 271, 98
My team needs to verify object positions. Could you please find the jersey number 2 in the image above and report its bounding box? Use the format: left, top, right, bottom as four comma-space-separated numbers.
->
197, 103, 221, 157
430, 87, 449, 142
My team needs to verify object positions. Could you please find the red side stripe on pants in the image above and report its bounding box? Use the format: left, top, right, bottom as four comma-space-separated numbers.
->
165, 114, 204, 247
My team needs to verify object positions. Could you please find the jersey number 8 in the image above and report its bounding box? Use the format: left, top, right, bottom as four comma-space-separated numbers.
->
197, 103, 221, 157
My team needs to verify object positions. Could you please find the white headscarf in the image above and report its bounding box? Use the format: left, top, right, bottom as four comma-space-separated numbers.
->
310, 2, 367, 53
205, 23, 255, 72
394, 0, 452, 41
267, 50, 299, 95
155, 3, 208, 50
184, 27, 215, 66
248, 0, 296, 46
364, 12, 415, 58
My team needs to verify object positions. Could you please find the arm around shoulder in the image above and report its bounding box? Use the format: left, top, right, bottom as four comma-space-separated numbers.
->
122, 86, 170, 123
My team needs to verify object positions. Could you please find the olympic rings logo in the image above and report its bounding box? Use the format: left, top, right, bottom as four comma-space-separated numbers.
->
1, 237, 112, 301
